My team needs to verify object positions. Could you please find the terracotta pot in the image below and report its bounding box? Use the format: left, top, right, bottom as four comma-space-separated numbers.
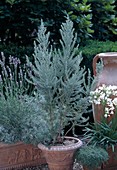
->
93, 52, 117, 86
0, 142, 46, 170
92, 52, 117, 123
38, 136, 82, 170
83, 167, 101, 170
102, 145, 117, 170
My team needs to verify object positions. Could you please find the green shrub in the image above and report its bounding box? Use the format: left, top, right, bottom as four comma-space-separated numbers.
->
0, 43, 33, 63
89, 0, 117, 41
68, 0, 93, 43
0, 0, 70, 45
0, 0, 116, 46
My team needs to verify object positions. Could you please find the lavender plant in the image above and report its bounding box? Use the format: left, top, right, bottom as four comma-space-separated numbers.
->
0, 53, 51, 144
0, 52, 27, 97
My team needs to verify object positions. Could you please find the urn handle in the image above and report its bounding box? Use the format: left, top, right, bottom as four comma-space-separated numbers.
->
93, 52, 117, 76
93, 54, 100, 76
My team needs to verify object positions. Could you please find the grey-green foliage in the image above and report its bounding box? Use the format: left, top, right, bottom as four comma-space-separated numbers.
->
0, 94, 52, 145
26, 17, 92, 144
75, 145, 109, 170
0, 54, 51, 145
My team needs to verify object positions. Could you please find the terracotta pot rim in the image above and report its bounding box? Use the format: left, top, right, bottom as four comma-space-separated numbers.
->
0, 141, 24, 148
38, 136, 82, 151
98, 52, 117, 57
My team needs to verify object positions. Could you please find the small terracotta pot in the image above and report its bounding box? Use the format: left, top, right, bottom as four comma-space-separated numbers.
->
102, 145, 117, 169
83, 166, 101, 170
38, 136, 82, 170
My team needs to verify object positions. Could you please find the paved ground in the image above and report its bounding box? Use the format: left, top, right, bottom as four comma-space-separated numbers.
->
21, 161, 83, 170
